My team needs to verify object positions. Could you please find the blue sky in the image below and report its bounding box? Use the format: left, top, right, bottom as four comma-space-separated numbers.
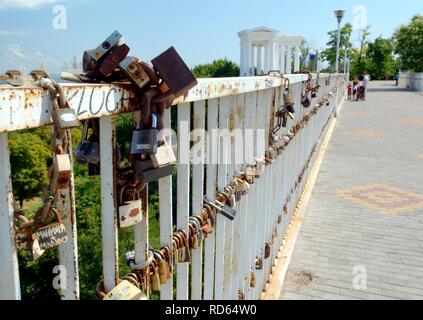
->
0, 0, 421, 72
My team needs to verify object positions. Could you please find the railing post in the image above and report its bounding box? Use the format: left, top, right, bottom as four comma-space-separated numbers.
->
0, 132, 21, 300
100, 116, 120, 293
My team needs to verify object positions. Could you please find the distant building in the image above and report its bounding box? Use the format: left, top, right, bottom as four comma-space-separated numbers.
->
238, 26, 303, 76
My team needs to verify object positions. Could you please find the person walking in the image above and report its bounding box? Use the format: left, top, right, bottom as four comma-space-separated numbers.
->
363, 72, 370, 90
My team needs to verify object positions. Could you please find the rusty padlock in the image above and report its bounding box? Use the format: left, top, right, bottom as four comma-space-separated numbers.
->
33, 207, 68, 251
151, 46, 198, 99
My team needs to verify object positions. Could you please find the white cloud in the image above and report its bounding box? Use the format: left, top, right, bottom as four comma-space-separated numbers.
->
0, 29, 29, 36
0, 0, 57, 10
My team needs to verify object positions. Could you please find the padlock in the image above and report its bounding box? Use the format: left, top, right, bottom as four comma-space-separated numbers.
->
119, 56, 150, 89
134, 158, 174, 184
154, 251, 169, 284
88, 163, 100, 176
277, 213, 283, 224
131, 112, 159, 155
301, 94, 311, 108
250, 270, 256, 288
150, 140, 176, 168
255, 158, 266, 177
264, 242, 271, 259
243, 167, 255, 185
97, 43, 130, 76
255, 257, 263, 270
100, 279, 147, 300
88, 31, 124, 63
30, 237, 45, 261
150, 261, 161, 292
52, 107, 79, 130
203, 196, 237, 221
33, 207, 68, 250
182, 232, 191, 263
283, 78, 295, 106
53, 153, 72, 189
14, 214, 33, 251
151, 46, 198, 98
118, 185, 143, 229
75, 120, 93, 164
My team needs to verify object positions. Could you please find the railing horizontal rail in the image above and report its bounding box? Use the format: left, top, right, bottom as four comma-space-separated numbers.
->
0, 74, 331, 133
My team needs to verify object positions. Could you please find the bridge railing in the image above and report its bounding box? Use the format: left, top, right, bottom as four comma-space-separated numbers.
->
0, 73, 346, 300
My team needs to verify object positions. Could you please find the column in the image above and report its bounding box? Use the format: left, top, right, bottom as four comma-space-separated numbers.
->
264, 45, 269, 74
240, 40, 246, 76
286, 45, 292, 74
250, 44, 255, 76
269, 42, 275, 71
244, 41, 251, 77
274, 45, 280, 71
280, 45, 286, 74
294, 45, 300, 72
257, 46, 262, 75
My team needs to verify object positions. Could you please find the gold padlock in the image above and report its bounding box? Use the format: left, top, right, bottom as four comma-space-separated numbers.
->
98, 279, 147, 300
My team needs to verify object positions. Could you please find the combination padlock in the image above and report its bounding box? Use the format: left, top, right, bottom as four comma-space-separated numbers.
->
131, 112, 159, 155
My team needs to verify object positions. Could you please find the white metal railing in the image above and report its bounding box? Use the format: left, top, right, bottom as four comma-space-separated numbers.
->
0, 73, 346, 300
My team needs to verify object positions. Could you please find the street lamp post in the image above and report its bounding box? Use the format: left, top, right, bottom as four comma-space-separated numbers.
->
334, 10, 345, 74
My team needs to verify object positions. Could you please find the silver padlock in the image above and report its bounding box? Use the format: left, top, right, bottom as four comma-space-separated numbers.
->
150, 140, 176, 168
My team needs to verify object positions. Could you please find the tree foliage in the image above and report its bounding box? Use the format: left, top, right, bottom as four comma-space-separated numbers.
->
393, 15, 423, 72
367, 37, 399, 79
192, 58, 239, 78
321, 23, 354, 70
9, 131, 51, 208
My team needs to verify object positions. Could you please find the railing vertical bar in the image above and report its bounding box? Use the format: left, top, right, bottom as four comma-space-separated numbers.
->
176, 102, 190, 300
191, 100, 205, 300
214, 96, 229, 300
99, 115, 119, 293
230, 92, 246, 300
0, 132, 21, 300
247, 89, 259, 300
204, 98, 219, 300
253, 89, 266, 299
242, 91, 257, 300
57, 132, 80, 300
159, 108, 173, 300
223, 95, 236, 300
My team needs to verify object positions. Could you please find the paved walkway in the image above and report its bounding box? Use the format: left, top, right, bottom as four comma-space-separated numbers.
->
280, 81, 423, 300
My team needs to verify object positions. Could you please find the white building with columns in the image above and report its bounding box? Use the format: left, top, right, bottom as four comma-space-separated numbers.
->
238, 27, 303, 76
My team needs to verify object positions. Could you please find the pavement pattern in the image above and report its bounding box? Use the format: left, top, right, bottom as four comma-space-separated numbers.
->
280, 81, 423, 300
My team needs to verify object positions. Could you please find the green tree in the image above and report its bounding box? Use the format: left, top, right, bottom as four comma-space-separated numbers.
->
367, 37, 399, 80
9, 132, 51, 209
350, 26, 371, 76
192, 58, 239, 78
321, 23, 354, 70
393, 15, 423, 72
